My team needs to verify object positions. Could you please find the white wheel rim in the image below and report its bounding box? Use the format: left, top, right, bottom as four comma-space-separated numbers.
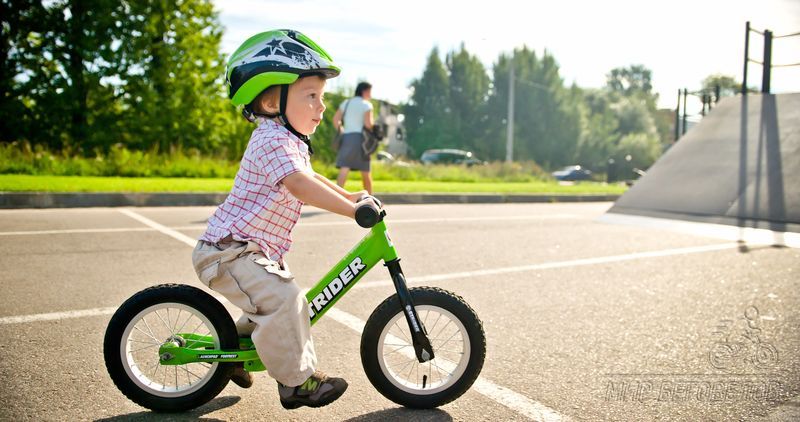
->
377, 305, 471, 395
120, 302, 221, 398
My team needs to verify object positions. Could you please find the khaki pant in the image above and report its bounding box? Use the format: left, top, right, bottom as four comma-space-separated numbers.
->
192, 239, 316, 386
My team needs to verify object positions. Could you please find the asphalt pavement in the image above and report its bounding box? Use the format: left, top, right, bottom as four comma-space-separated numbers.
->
0, 203, 798, 421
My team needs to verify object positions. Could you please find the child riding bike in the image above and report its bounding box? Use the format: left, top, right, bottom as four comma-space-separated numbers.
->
192, 29, 379, 410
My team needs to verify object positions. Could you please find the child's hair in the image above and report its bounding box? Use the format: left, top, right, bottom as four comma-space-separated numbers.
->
355, 82, 372, 97
251, 86, 281, 116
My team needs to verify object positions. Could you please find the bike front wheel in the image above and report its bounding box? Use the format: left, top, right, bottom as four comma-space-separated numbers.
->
103, 284, 239, 412
360, 287, 486, 408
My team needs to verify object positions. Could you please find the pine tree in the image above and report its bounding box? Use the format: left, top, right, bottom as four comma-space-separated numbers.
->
446, 44, 490, 159
405, 47, 452, 157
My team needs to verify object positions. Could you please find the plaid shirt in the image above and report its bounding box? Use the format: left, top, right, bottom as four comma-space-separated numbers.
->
201, 119, 312, 262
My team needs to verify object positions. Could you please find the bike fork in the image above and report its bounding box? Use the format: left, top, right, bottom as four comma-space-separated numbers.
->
385, 259, 435, 363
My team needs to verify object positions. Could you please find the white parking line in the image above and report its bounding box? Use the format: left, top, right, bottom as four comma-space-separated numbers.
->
0, 214, 579, 236
0, 307, 118, 325
117, 209, 198, 246
599, 212, 800, 249
0, 227, 154, 236
355, 242, 740, 290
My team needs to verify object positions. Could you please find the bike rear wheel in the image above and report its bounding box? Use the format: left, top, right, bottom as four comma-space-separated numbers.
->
361, 287, 486, 408
104, 284, 238, 412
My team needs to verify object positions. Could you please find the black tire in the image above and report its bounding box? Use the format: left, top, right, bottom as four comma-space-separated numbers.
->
103, 284, 238, 412
360, 287, 486, 408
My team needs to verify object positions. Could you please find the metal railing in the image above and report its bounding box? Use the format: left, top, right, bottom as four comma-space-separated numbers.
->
743, 21, 800, 94
674, 22, 799, 141
674, 87, 720, 140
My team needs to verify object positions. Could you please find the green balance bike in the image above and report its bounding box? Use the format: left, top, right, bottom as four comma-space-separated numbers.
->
104, 203, 486, 412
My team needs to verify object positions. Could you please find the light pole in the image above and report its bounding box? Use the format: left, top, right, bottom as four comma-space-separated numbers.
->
505, 58, 515, 163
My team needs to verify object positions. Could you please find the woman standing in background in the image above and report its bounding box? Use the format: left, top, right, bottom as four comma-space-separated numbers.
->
333, 82, 374, 194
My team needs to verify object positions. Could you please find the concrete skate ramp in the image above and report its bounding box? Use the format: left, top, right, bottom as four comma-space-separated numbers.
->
607, 93, 800, 233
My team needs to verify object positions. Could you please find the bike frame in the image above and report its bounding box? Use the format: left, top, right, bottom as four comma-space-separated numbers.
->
159, 215, 434, 371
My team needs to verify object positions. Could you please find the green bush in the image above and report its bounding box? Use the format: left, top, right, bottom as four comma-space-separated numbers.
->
1, 142, 553, 183
313, 158, 549, 183
0, 141, 240, 178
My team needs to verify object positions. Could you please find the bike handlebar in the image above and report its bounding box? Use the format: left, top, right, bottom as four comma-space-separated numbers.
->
355, 201, 384, 228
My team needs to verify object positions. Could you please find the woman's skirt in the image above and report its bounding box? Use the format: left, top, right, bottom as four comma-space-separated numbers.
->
335, 132, 370, 171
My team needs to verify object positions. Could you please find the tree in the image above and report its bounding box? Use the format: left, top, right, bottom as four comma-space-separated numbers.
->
575, 89, 619, 169
607, 64, 654, 100
616, 98, 657, 137
604, 64, 672, 158
405, 47, 452, 157
62, 0, 130, 151
3, 0, 241, 156
445, 44, 490, 156
615, 132, 662, 170
118, 0, 233, 154
486, 47, 580, 167
701, 73, 740, 98
2, 0, 134, 150
0, 0, 49, 143
577, 73, 664, 171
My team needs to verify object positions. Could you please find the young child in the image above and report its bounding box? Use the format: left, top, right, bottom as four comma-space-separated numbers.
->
192, 29, 378, 410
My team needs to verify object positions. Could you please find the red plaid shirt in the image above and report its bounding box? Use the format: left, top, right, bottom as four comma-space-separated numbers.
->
201, 119, 312, 262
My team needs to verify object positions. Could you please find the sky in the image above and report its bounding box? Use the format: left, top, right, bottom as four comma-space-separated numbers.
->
215, 0, 800, 115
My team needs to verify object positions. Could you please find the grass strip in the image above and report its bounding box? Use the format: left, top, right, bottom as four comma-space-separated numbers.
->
0, 174, 627, 195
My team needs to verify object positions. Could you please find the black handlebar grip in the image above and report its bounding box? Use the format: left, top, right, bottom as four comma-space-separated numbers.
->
355, 202, 380, 228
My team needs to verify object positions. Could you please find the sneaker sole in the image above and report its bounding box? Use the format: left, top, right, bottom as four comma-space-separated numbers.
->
279, 384, 348, 410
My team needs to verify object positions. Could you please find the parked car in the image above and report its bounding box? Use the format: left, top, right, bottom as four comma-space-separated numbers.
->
420, 149, 485, 166
552, 165, 592, 181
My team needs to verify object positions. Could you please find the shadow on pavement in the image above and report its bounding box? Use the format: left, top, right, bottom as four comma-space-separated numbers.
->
344, 407, 453, 422
94, 395, 240, 422
736, 240, 787, 254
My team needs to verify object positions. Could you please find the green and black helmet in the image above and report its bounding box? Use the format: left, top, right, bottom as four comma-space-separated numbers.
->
226, 29, 340, 107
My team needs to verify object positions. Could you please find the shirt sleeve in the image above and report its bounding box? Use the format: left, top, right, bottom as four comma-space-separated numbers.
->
258, 141, 307, 188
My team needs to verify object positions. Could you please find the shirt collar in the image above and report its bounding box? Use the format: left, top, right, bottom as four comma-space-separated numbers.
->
259, 119, 308, 153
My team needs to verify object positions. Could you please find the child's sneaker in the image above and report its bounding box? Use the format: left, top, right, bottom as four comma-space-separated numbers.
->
277, 371, 348, 409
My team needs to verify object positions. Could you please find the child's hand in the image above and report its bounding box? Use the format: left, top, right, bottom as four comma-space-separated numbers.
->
356, 194, 383, 210
348, 190, 369, 203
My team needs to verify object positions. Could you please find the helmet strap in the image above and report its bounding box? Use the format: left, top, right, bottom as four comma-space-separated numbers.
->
244, 104, 279, 122
276, 84, 314, 155
242, 105, 257, 123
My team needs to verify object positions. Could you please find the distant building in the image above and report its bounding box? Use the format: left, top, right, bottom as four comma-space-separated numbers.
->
375, 100, 407, 157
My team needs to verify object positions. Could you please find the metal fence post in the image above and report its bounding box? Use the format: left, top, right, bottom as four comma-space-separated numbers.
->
682, 88, 688, 135
700, 94, 705, 117
742, 21, 750, 95
674, 89, 681, 141
762, 29, 772, 93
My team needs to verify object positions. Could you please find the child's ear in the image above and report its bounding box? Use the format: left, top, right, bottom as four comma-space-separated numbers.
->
254, 86, 280, 115
261, 94, 279, 114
